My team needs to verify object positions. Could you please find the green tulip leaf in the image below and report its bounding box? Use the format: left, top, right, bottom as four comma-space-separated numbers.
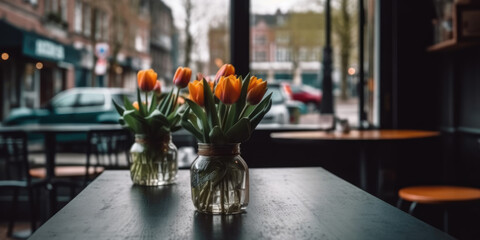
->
159, 89, 174, 114
171, 126, 182, 132
234, 73, 250, 121
136, 87, 145, 116
149, 91, 158, 114
164, 89, 176, 115
245, 92, 272, 120
181, 119, 204, 142
183, 108, 201, 131
250, 98, 272, 130
123, 109, 144, 133
118, 118, 125, 126
185, 99, 210, 142
202, 78, 220, 130
209, 126, 227, 144
112, 99, 125, 116
145, 109, 169, 126
123, 95, 135, 111
226, 117, 251, 143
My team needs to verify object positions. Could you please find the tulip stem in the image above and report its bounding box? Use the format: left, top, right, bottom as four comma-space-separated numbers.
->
222, 105, 231, 130
173, 87, 180, 113
144, 92, 149, 115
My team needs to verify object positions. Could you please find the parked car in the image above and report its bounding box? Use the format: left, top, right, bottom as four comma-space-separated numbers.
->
261, 82, 303, 125
4, 87, 135, 126
289, 84, 322, 112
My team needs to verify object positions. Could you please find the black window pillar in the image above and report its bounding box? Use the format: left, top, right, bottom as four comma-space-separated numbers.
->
320, 0, 334, 114
230, 0, 250, 75
358, 0, 366, 128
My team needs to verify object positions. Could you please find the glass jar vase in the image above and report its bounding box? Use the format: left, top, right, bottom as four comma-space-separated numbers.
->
130, 134, 178, 186
190, 143, 249, 214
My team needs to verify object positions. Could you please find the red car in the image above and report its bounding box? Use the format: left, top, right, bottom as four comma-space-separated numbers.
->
289, 84, 322, 108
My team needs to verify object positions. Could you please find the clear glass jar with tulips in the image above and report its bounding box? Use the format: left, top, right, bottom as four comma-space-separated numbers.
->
182, 64, 272, 214
113, 67, 191, 186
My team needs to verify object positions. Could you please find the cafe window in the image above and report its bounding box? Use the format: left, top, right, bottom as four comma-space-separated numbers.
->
250, 0, 364, 127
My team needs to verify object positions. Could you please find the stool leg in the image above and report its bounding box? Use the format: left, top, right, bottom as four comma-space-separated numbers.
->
28, 188, 37, 232
443, 209, 449, 233
408, 202, 417, 215
49, 184, 57, 217
396, 198, 404, 211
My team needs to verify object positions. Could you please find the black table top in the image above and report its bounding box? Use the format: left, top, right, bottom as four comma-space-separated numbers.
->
29, 168, 454, 240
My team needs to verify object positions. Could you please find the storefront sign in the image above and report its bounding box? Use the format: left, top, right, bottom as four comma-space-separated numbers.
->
22, 33, 80, 64
35, 39, 65, 61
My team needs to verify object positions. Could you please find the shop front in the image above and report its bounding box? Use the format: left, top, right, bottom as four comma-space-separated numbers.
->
0, 21, 80, 121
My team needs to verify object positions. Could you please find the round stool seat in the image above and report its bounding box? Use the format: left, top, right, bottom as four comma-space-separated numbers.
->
30, 166, 105, 179
399, 186, 480, 204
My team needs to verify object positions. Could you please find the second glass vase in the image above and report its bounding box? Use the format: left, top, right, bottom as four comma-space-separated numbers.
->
130, 133, 178, 186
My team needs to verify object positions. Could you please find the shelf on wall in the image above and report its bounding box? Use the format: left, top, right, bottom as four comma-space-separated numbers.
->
427, 2, 480, 52
427, 39, 480, 52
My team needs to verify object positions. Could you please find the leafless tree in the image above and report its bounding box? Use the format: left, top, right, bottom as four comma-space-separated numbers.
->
333, 0, 356, 100
184, 0, 193, 67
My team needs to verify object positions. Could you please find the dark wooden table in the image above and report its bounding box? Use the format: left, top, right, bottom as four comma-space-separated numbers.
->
29, 168, 453, 240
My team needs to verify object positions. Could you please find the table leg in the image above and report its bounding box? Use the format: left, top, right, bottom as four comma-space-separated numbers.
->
44, 133, 56, 180
359, 145, 368, 191
44, 132, 57, 216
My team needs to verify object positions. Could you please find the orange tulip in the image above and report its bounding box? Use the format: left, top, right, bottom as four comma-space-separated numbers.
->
173, 67, 192, 88
196, 73, 214, 91
188, 79, 205, 107
215, 75, 241, 105
132, 101, 147, 110
132, 101, 139, 110
152, 80, 162, 94
247, 76, 267, 105
214, 64, 235, 83
137, 69, 158, 92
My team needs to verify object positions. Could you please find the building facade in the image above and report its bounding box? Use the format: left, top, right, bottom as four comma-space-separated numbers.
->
208, 10, 324, 87
149, 0, 175, 83
250, 11, 323, 87
0, 0, 154, 121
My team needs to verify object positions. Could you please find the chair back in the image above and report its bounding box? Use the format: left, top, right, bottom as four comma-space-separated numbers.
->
86, 129, 132, 170
0, 131, 31, 184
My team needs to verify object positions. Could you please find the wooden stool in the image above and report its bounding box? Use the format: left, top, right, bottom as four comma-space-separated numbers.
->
398, 185, 480, 232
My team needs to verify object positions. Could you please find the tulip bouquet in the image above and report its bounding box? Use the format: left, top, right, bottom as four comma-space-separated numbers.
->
113, 68, 191, 139
113, 67, 191, 185
181, 64, 272, 144
183, 64, 272, 214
